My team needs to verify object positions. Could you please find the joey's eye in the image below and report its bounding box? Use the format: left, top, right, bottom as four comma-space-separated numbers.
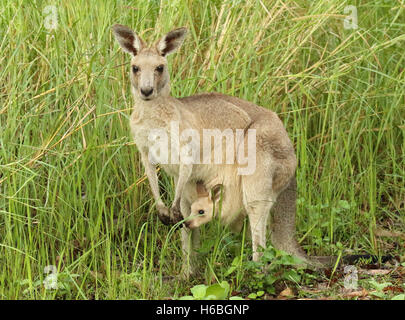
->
132, 65, 139, 73
198, 210, 205, 215
156, 65, 164, 73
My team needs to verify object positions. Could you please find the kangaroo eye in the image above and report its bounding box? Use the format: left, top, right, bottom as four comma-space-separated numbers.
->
198, 210, 205, 215
156, 65, 164, 73
132, 65, 139, 73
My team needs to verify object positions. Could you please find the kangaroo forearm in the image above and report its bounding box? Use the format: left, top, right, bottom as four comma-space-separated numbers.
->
172, 164, 193, 207
141, 152, 164, 207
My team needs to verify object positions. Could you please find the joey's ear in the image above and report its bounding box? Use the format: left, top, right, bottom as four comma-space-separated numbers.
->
112, 24, 144, 56
156, 27, 188, 57
210, 184, 223, 202
196, 181, 209, 198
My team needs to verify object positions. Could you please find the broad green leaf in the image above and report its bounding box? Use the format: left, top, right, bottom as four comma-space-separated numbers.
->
205, 282, 229, 300
248, 293, 257, 299
190, 284, 207, 299
283, 269, 301, 283
257, 291, 265, 297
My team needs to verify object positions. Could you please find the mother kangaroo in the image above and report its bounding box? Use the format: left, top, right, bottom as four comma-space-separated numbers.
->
112, 25, 308, 276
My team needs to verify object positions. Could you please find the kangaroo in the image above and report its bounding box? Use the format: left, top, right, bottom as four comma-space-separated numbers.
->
187, 179, 311, 264
112, 24, 314, 276
186, 174, 246, 234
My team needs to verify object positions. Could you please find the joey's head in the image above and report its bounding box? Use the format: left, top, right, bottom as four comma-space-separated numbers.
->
185, 183, 223, 230
112, 24, 187, 101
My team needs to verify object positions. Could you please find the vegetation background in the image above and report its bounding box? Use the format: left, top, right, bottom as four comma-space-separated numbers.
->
0, 0, 404, 299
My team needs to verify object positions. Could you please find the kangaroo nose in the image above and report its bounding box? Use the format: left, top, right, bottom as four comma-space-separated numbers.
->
141, 88, 153, 97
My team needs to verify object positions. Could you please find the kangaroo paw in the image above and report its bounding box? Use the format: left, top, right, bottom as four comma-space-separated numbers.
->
157, 206, 171, 225
170, 206, 184, 225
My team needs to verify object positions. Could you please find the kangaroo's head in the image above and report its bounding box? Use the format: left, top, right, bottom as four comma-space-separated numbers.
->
185, 183, 223, 229
112, 24, 187, 101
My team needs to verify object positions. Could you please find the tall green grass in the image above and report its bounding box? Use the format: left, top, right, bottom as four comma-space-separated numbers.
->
0, 0, 404, 299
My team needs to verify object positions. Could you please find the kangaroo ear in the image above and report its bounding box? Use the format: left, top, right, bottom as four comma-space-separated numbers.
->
112, 24, 144, 56
210, 184, 223, 202
156, 27, 188, 57
196, 181, 209, 198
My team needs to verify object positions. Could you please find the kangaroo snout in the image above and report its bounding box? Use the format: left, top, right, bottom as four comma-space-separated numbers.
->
184, 220, 193, 229
140, 87, 154, 98
184, 220, 197, 229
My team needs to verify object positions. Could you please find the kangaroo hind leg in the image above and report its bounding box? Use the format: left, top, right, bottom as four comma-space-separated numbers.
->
242, 172, 276, 262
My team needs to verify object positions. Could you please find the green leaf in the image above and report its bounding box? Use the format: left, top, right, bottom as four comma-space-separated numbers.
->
33, 280, 42, 287
229, 296, 244, 300
279, 254, 305, 266
198, 239, 216, 254
262, 249, 276, 261
248, 293, 257, 299
283, 269, 301, 283
392, 294, 405, 300
267, 286, 276, 295
19, 279, 31, 286
179, 296, 195, 300
190, 284, 207, 299
225, 257, 240, 276
257, 291, 265, 297
219, 281, 230, 296
338, 200, 351, 210
371, 291, 386, 298
205, 282, 229, 300
225, 266, 236, 277
265, 274, 277, 285
368, 280, 392, 292
336, 242, 344, 249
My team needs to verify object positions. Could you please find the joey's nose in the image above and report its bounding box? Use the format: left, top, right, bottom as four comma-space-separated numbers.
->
141, 88, 153, 97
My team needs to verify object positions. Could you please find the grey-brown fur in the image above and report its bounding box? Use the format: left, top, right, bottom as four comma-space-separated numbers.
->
112, 24, 320, 277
